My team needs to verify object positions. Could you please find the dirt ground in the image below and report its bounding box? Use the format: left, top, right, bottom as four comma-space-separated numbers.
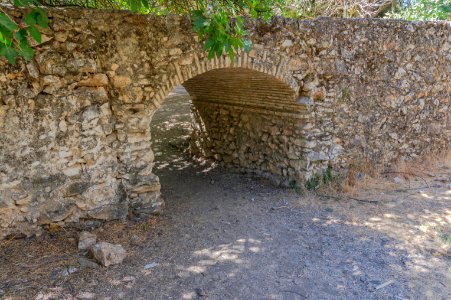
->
1, 88, 450, 300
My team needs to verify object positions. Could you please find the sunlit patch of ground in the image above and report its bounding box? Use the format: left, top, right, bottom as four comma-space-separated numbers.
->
296, 156, 451, 298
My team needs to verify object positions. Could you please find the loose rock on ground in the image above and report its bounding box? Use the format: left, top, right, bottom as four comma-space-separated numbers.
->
89, 242, 126, 267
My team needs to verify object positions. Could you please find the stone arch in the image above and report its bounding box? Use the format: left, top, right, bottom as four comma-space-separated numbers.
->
112, 48, 307, 219
121, 50, 313, 217
152, 50, 300, 107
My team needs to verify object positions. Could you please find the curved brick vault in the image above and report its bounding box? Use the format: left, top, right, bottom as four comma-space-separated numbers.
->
0, 6, 449, 238
184, 68, 303, 178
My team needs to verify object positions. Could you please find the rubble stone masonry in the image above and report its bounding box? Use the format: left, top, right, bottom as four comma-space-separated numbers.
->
0, 6, 449, 238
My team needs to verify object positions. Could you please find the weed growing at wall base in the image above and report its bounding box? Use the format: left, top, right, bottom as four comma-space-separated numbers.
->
305, 166, 334, 191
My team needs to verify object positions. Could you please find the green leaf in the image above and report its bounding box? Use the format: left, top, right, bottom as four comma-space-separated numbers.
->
140, 0, 149, 9
0, 24, 13, 44
231, 38, 241, 49
224, 41, 231, 53
0, 45, 18, 64
36, 10, 49, 28
28, 25, 41, 43
191, 10, 209, 31
13, 0, 27, 7
204, 38, 215, 51
0, 13, 18, 32
13, 0, 39, 7
228, 47, 235, 61
15, 28, 28, 43
215, 43, 223, 58
243, 39, 252, 53
193, 18, 208, 31
127, 0, 141, 12
25, 11, 38, 26
19, 41, 34, 61
207, 47, 216, 60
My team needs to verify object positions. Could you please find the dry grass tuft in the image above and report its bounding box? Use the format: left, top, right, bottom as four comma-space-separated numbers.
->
388, 151, 450, 178
339, 151, 450, 195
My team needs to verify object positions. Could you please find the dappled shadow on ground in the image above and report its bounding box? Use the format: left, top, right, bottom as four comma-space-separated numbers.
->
311, 184, 450, 299
2, 155, 449, 299
1, 89, 449, 300
151, 86, 197, 173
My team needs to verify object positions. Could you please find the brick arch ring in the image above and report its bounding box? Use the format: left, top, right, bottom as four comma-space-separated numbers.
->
151, 49, 300, 106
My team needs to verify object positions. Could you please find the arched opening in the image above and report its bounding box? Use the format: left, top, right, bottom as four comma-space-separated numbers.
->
150, 67, 308, 189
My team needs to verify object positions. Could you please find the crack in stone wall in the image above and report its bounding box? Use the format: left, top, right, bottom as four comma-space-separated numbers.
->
0, 6, 449, 238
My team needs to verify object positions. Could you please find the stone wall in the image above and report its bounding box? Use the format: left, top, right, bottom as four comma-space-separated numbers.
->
0, 6, 449, 238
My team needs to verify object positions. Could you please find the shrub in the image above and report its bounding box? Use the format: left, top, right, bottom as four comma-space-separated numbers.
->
386, 0, 451, 21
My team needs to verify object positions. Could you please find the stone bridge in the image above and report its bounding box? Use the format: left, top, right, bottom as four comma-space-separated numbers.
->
0, 6, 449, 238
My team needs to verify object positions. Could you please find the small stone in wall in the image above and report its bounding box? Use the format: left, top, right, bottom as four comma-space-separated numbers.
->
77, 74, 109, 87
169, 48, 182, 55
281, 39, 293, 48
78, 231, 97, 250
357, 172, 366, 181
54, 32, 68, 42
312, 87, 326, 101
14, 194, 32, 206
393, 177, 402, 184
297, 97, 313, 106
179, 55, 193, 65
90, 242, 126, 267
112, 76, 132, 89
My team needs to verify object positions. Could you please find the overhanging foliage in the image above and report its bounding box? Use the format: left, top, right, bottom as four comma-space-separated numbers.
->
0, 0, 449, 64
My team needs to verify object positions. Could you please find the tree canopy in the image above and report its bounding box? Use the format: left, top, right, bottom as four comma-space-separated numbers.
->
0, 0, 449, 64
